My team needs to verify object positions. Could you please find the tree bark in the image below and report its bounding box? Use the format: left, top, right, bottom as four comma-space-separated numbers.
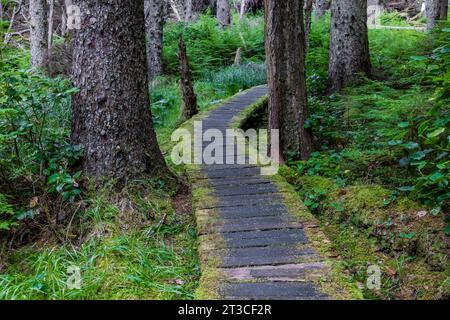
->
265, 0, 312, 161
179, 37, 199, 120
29, 0, 48, 69
61, 0, 73, 37
426, 0, 442, 30
439, 0, 448, 20
47, 0, 55, 60
315, 0, 330, 19
185, 0, 210, 22
217, 0, 231, 28
328, 0, 371, 93
71, 0, 171, 184
304, 0, 314, 51
145, 0, 165, 81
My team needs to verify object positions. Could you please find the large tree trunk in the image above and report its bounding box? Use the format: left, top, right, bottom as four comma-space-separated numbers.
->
439, 0, 448, 20
71, 0, 171, 184
328, 0, 371, 93
145, 0, 165, 81
29, 0, 48, 68
426, 0, 442, 30
217, 0, 231, 28
315, 0, 330, 19
179, 37, 199, 120
265, 0, 312, 161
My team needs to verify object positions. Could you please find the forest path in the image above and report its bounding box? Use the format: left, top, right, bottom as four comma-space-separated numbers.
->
192, 86, 328, 300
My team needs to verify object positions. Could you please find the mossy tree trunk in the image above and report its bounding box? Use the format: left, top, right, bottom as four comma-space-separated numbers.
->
179, 37, 199, 120
328, 0, 371, 93
145, 0, 165, 81
71, 0, 172, 185
265, 0, 312, 161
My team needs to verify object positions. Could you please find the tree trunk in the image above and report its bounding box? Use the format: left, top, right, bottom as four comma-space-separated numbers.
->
328, 0, 371, 93
315, 0, 330, 19
61, 0, 73, 37
47, 0, 55, 60
71, 0, 171, 184
29, 0, 48, 69
265, 0, 312, 161
179, 37, 199, 120
217, 0, 231, 28
185, 0, 210, 22
426, 0, 442, 30
304, 0, 314, 50
145, 0, 165, 81
439, 0, 448, 20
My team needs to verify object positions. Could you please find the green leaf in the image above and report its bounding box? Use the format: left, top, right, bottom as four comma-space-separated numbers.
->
398, 186, 414, 192
445, 224, 450, 236
398, 122, 410, 128
330, 202, 345, 212
427, 127, 445, 138
410, 55, 428, 61
402, 142, 419, 150
429, 171, 444, 182
399, 232, 416, 239
431, 207, 441, 216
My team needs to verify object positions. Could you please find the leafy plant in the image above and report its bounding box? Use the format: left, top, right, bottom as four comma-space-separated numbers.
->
0, 193, 16, 231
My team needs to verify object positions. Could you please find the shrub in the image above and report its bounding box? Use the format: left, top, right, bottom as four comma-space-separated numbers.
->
0, 47, 82, 213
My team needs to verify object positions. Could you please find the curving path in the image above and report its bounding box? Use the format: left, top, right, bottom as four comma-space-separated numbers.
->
195, 86, 328, 300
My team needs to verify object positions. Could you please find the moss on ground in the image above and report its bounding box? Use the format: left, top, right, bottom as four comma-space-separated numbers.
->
279, 166, 449, 299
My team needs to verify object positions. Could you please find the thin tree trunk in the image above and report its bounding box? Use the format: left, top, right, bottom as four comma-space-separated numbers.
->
426, 0, 442, 30
217, 0, 231, 28
185, 0, 210, 22
47, 0, 55, 60
170, 0, 183, 21
304, 0, 314, 51
265, 0, 312, 161
29, 0, 48, 68
239, 0, 248, 19
71, 0, 171, 184
328, 0, 371, 93
315, 0, 330, 19
145, 0, 165, 81
61, 0, 73, 37
178, 37, 199, 120
234, 0, 248, 64
439, 0, 448, 20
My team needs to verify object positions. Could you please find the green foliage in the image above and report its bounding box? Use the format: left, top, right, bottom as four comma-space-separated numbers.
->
0, 51, 82, 203
163, 14, 265, 78
0, 193, 16, 231
201, 62, 266, 96
306, 16, 331, 96
391, 27, 450, 220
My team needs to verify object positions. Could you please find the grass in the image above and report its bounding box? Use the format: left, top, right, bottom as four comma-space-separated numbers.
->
0, 183, 200, 300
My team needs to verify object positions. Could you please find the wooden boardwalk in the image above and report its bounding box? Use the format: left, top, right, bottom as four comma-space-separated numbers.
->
193, 86, 328, 300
